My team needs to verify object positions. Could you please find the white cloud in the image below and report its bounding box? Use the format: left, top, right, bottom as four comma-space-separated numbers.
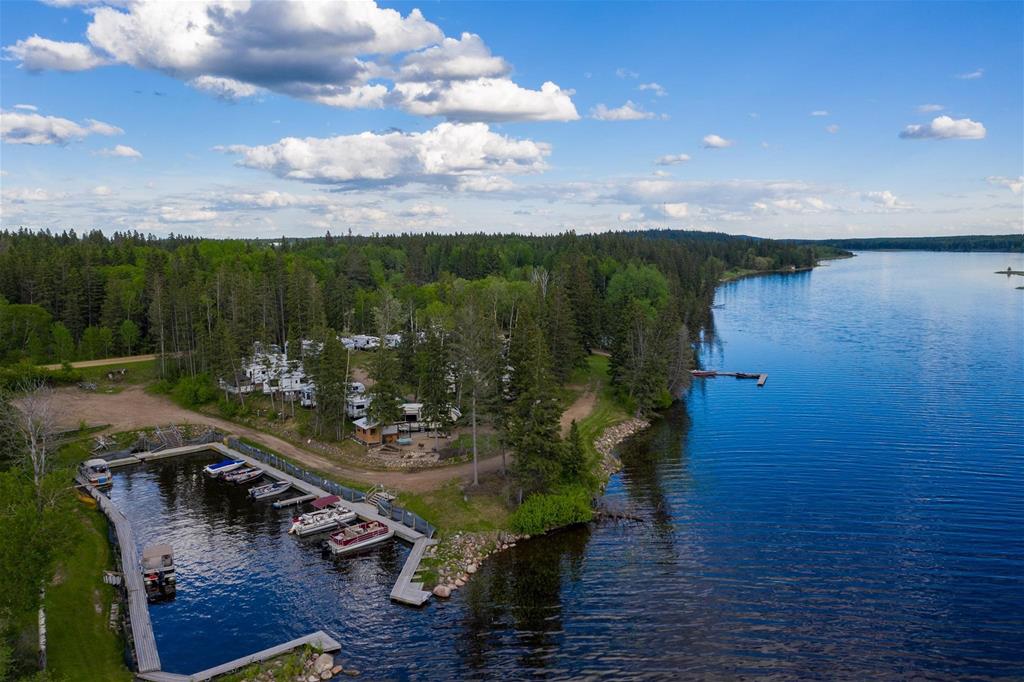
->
188, 75, 263, 101
0, 109, 123, 145
13, 104, 38, 111
92, 185, 113, 196
97, 143, 142, 158
955, 68, 984, 80
753, 196, 834, 214
158, 206, 217, 223
220, 122, 550, 188
395, 79, 578, 121
860, 190, 911, 210
4, 35, 109, 71
917, 103, 944, 113
655, 153, 691, 166
986, 176, 1023, 195
1, 187, 64, 202
615, 67, 639, 79
638, 82, 667, 97
810, 110, 829, 116
702, 134, 733, 149
899, 115, 986, 140
825, 124, 840, 134
397, 33, 509, 82
654, 202, 690, 218
4, 1, 577, 123
591, 100, 659, 121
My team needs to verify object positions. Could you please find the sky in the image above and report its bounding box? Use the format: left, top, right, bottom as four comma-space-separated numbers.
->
0, 0, 1022, 240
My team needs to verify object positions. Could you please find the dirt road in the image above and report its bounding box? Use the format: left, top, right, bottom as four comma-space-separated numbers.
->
51, 385, 505, 493
560, 388, 596, 436
42, 354, 157, 370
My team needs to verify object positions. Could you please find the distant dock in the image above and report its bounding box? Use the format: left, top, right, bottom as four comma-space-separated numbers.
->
995, 268, 1024, 276
691, 370, 768, 386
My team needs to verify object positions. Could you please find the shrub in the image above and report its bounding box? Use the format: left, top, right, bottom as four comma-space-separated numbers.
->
170, 374, 216, 407
509, 485, 593, 535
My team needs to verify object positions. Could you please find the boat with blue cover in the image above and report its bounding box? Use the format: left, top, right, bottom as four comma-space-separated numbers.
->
203, 459, 244, 477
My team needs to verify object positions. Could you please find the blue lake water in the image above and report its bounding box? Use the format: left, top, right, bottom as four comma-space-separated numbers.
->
111, 250, 1024, 679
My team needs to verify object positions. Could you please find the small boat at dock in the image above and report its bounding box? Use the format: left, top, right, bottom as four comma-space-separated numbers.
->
289, 506, 357, 536
248, 480, 291, 500
203, 459, 244, 477
79, 458, 112, 487
327, 520, 394, 555
223, 467, 263, 484
141, 544, 176, 602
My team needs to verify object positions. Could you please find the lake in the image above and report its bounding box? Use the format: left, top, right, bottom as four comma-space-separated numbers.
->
111, 250, 1024, 679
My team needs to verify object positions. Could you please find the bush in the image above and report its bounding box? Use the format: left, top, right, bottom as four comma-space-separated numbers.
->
0, 363, 81, 391
509, 486, 593, 535
170, 374, 216, 407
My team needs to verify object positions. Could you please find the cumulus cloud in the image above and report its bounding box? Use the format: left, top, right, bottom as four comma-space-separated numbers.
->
825, 124, 840, 134
13, 104, 37, 111
655, 153, 691, 166
591, 101, 659, 121
189, 75, 263, 101
986, 176, 1023, 195
615, 67, 639, 79
810, 110, 829, 116
1, 187, 65, 203
899, 115, 986, 140
97, 143, 142, 158
158, 206, 217, 223
653, 202, 690, 218
702, 134, 733, 149
955, 68, 984, 80
4, 1, 577, 122
638, 82, 667, 97
753, 196, 834, 214
396, 33, 509, 82
860, 190, 911, 210
1, 109, 123, 145
220, 122, 550, 189
917, 103, 944, 113
4, 35, 109, 71
394, 79, 578, 122
92, 185, 113, 196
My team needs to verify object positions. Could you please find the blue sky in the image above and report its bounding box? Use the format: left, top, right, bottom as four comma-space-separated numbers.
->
1, 0, 1021, 239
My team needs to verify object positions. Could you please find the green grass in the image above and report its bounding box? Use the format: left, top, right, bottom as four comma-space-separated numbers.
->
44, 507, 131, 682
719, 267, 760, 282
574, 355, 631, 463
398, 480, 510, 534
217, 646, 313, 682
234, 436, 371, 493
76, 360, 158, 393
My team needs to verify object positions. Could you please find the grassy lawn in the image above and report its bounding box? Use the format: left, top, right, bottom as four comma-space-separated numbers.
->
234, 436, 371, 493
398, 479, 510, 534
719, 267, 760, 282
45, 506, 131, 682
77, 359, 158, 393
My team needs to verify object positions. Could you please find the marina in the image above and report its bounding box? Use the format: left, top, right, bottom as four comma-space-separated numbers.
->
85, 439, 436, 676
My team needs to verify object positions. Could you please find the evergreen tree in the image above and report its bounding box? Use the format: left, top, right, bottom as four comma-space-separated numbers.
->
314, 332, 349, 440
366, 292, 403, 428
419, 323, 455, 451
545, 280, 583, 383
505, 308, 563, 496
455, 298, 501, 485
561, 420, 588, 485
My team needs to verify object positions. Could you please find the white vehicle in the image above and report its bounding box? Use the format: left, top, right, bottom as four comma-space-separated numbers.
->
79, 458, 112, 487
288, 506, 357, 537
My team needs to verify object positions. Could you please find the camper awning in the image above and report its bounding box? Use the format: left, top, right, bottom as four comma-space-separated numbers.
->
311, 495, 341, 509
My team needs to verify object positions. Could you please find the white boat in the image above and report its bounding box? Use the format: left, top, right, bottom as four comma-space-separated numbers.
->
327, 520, 394, 555
289, 507, 357, 536
223, 467, 262, 484
141, 544, 176, 602
203, 459, 244, 477
248, 480, 291, 500
79, 458, 112, 487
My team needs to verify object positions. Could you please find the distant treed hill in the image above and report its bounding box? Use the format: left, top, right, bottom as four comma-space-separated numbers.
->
796, 234, 1023, 253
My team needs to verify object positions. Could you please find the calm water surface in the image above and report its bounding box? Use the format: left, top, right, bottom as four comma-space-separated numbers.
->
112, 251, 1024, 679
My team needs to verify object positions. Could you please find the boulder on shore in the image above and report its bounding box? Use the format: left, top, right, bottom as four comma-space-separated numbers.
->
314, 653, 335, 675
433, 584, 452, 598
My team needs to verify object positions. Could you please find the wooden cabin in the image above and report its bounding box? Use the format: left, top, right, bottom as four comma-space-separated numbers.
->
352, 417, 399, 446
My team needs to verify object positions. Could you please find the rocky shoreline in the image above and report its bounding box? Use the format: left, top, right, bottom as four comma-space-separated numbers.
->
429, 416, 651, 599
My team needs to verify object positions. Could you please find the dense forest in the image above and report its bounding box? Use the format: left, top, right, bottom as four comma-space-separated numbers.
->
0, 228, 828, 493
800, 234, 1023, 253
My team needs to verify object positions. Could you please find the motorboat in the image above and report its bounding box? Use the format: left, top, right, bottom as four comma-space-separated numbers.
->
141, 544, 176, 602
289, 506, 357, 536
327, 520, 394, 555
203, 459, 245, 477
79, 458, 112, 487
248, 480, 291, 500
223, 467, 263, 484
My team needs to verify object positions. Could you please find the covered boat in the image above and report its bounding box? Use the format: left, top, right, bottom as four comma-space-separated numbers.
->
223, 466, 262, 484
289, 506, 357, 536
141, 543, 176, 602
79, 458, 112, 487
327, 520, 394, 555
203, 459, 244, 477
248, 480, 290, 500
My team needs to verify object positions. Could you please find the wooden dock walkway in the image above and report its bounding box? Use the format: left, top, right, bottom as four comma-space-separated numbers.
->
272, 493, 316, 509
390, 537, 438, 606
79, 479, 161, 674
690, 369, 768, 386
135, 630, 340, 682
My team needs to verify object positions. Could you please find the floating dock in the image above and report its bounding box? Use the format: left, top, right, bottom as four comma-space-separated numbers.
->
691, 370, 768, 386
272, 493, 316, 509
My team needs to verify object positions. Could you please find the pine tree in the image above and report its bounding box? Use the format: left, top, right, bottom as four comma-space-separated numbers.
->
367, 291, 403, 429
561, 420, 588, 485
314, 332, 349, 440
419, 323, 454, 452
545, 280, 583, 383
505, 308, 563, 496
455, 298, 501, 485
